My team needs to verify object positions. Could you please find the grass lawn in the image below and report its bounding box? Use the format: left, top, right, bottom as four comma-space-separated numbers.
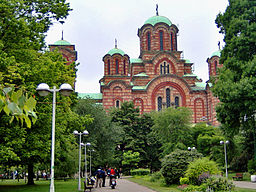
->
128, 175, 256, 192
0, 179, 80, 192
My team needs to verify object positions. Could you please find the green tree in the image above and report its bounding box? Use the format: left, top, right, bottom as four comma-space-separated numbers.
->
122, 150, 140, 171
0, 0, 73, 185
73, 98, 122, 168
213, 0, 256, 161
110, 102, 160, 171
151, 107, 192, 156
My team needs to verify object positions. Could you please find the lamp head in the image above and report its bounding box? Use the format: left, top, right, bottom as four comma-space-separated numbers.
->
36, 83, 50, 96
220, 141, 224, 145
83, 130, 89, 135
59, 83, 73, 96
80, 143, 85, 146
73, 130, 79, 135
86, 142, 91, 146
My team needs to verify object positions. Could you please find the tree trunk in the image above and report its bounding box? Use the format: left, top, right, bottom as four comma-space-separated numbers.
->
27, 162, 34, 185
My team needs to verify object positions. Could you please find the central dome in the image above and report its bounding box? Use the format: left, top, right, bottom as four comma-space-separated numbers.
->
144, 15, 172, 26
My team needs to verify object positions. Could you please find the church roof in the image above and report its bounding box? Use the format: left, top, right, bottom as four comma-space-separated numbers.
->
53, 39, 71, 45
78, 93, 102, 100
144, 15, 172, 26
130, 58, 143, 63
211, 50, 221, 58
107, 48, 125, 56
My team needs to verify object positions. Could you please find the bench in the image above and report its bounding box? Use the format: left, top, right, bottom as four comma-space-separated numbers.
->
84, 177, 95, 192
232, 173, 243, 180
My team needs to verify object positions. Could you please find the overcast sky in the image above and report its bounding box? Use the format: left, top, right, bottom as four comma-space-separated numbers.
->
45, 0, 229, 93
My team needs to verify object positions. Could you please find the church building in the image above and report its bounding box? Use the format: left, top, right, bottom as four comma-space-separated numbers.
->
50, 13, 222, 126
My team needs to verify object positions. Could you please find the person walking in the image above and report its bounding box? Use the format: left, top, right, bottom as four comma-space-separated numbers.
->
102, 168, 107, 187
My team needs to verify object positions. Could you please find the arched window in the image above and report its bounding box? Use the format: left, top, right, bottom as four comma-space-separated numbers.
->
115, 59, 119, 74
147, 32, 151, 51
116, 100, 120, 108
159, 31, 164, 51
108, 59, 110, 75
160, 62, 170, 74
171, 32, 174, 51
166, 88, 170, 108
157, 97, 162, 111
175, 97, 179, 108
124, 60, 126, 75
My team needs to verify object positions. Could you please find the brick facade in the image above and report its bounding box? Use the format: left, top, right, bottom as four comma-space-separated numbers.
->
99, 15, 221, 126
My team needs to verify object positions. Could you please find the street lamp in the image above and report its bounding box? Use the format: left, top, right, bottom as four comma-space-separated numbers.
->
220, 140, 229, 178
188, 147, 196, 151
81, 142, 91, 183
73, 130, 89, 191
89, 149, 95, 176
36, 83, 73, 192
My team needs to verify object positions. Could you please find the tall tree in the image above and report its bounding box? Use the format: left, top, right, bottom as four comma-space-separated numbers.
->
213, 0, 256, 159
0, 0, 73, 185
110, 102, 161, 171
73, 99, 122, 168
151, 107, 192, 156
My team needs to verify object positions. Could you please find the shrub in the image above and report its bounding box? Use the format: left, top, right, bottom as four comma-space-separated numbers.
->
130, 168, 150, 176
150, 171, 163, 182
248, 159, 256, 174
202, 176, 235, 191
185, 157, 220, 185
183, 185, 205, 192
160, 149, 202, 185
180, 177, 189, 185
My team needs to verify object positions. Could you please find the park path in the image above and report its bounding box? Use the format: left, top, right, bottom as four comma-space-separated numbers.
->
87, 178, 256, 192
233, 181, 256, 189
89, 177, 156, 192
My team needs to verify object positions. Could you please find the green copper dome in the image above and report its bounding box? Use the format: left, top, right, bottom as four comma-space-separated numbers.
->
53, 40, 71, 45
107, 48, 125, 56
211, 50, 221, 57
144, 16, 172, 26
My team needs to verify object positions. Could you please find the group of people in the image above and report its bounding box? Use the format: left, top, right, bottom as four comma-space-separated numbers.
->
92, 167, 122, 188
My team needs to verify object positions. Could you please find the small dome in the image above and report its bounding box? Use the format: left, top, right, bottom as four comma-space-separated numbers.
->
144, 15, 172, 26
211, 50, 221, 58
107, 48, 125, 56
53, 40, 71, 46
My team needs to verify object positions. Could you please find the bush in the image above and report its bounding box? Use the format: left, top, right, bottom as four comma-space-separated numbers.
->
180, 177, 189, 185
149, 171, 163, 182
160, 149, 202, 185
202, 176, 235, 191
248, 159, 256, 174
185, 157, 220, 185
183, 185, 205, 192
130, 168, 150, 176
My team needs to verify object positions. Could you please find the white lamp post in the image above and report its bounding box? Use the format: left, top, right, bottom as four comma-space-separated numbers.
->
73, 130, 89, 191
220, 140, 229, 178
81, 142, 91, 183
36, 83, 73, 192
89, 149, 95, 176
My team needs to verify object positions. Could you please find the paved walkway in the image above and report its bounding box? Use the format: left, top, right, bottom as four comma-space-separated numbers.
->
233, 181, 256, 189
89, 178, 156, 192
86, 178, 256, 192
